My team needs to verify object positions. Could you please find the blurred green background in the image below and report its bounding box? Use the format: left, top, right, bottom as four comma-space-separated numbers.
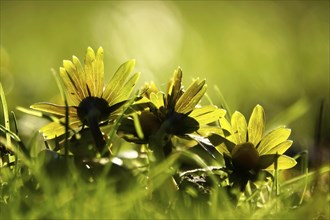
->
1, 1, 329, 152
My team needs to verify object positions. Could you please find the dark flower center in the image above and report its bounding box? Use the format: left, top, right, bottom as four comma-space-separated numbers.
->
163, 112, 199, 135
231, 142, 259, 171
77, 96, 110, 125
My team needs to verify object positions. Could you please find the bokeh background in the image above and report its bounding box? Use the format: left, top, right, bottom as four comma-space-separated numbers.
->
1, 1, 329, 156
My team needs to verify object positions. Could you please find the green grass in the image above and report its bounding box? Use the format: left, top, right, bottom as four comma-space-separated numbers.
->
1, 82, 329, 219
0, 149, 329, 219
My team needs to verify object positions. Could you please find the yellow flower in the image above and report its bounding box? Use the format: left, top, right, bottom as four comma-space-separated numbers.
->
30, 47, 139, 153
118, 68, 225, 158
215, 104, 297, 172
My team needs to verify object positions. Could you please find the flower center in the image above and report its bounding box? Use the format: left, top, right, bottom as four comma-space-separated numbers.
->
77, 97, 110, 125
231, 142, 259, 171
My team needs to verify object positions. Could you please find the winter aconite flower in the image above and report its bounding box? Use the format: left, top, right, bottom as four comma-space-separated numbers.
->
30, 47, 139, 154
118, 68, 225, 160
212, 105, 297, 190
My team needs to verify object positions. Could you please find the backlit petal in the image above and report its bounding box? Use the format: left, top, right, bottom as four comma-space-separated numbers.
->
30, 102, 77, 117
189, 105, 226, 125
175, 79, 207, 114
248, 105, 265, 146
261, 140, 292, 155
231, 111, 247, 144
257, 127, 291, 155
265, 155, 297, 170
39, 117, 81, 140
103, 59, 135, 102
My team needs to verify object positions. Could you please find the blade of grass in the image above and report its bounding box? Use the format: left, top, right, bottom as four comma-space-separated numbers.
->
299, 151, 308, 205
281, 165, 330, 187
52, 68, 69, 157
0, 82, 11, 150
214, 85, 232, 120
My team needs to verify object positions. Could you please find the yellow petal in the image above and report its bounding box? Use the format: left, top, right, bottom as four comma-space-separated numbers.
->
215, 143, 231, 156
150, 92, 165, 110
30, 103, 77, 117
94, 47, 104, 97
265, 155, 297, 170
103, 59, 135, 102
39, 118, 81, 140
189, 105, 226, 125
166, 68, 182, 108
261, 140, 293, 155
59, 67, 82, 106
175, 79, 207, 114
248, 104, 265, 146
257, 127, 291, 155
218, 117, 236, 144
72, 56, 88, 98
109, 72, 140, 105
84, 47, 97, 96
231, 111, 247, 144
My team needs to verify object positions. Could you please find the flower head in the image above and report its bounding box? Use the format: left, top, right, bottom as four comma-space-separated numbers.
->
211, 105, 297, 190
215, 104, 297, 172
118, 68, 225, 159
30, 47, 139, 154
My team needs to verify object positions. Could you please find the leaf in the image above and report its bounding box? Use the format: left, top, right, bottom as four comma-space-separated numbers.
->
231, 111, 247, 144
0, 82, 11, 147
247, 105, 265, 146
175, 79, 207, 114
103, 59, 135, 103
257, 127, 291, 155
30, 103, 77, 117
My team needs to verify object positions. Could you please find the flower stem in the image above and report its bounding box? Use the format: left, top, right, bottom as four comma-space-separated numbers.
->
87, 114, 106, 155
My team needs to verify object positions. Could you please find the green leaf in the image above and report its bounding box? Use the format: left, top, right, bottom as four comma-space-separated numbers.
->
0, 82, 11, 147
247, 104, 265, 146
231, 111, 247, 144
103, 59, 136, 102
257, 127, 291, 155
175, 79, 207, 114
132, 112, 144, 140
